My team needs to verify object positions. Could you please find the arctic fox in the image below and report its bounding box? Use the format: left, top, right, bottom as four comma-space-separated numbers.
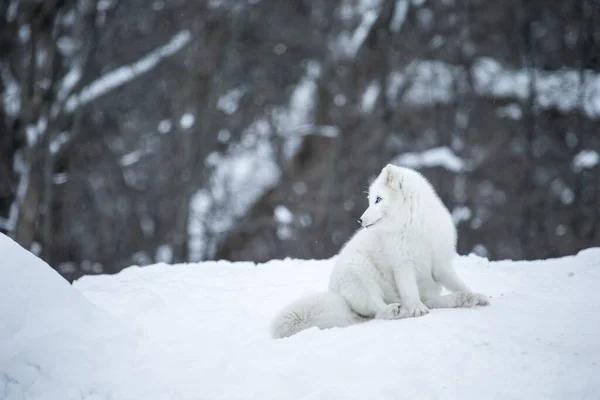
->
271, 164, 489, 338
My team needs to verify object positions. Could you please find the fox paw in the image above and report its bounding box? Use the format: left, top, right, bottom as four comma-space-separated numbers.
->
393, 302, 429, 318
459, 292, 490, 307
377, 303, 404, 319
407, 302, 430, 318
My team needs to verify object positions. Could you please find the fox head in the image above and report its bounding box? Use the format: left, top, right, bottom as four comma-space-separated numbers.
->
358, 164, 427, 229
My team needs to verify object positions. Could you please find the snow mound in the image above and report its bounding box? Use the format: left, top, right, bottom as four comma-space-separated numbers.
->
2, 231, 600, 399
0, 234, 141, 400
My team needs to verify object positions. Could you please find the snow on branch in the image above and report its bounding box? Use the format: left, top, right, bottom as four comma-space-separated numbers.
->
270, 61, 339, 159
392, 147, 468, 173
335, 0, 383, 58
389, 0, 409, 33
0, 63, 21, 118
385, 58, 600, 119
188, 119, 281, 261
473, 58, 600, 119
572, 150, 599, 172
65, 30, 192, 113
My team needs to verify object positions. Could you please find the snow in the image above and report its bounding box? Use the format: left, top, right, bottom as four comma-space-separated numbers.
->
119, 150, 142, 167
416, 7, 434, 30
0, 234, 139, 400
572, 150, 599, 172
271, 69, 318, 158
97, 0, 114, 12
217, 129, 231, 142
154, 244, 173, 264
274, 205, 294, 224
271, 61, 338, 159
473, 58, 600, 119
62, 10, 76, 27
65, 30, 192, 113
157, 119, 172, 134
49, 131, 68, 155
334, 93, 347, 106
179, 112, 195, 129
18, 25, 31, 43
385, 58, 600, 118
386, 71, 406, 105
560, 188, 575, 205
187, 119, 280, 261
496, 103, 523, 120
285, 62, 319, 128
471, 243, 489, 258
2, 232, 599, 399
389, 0, 409, 33
0, 63, 21, 118
335, 0, 383, 58
57, 67, 82, 105
7, 0, 18, 22
392, 146, 467, 173
360, 80, 381, 113
451, 205, 472, 224
550, 179, 575, 205
273, 43, 287, 55
430, 35, 445, 49
405, 61, 459, 105
52, 173, 68, 185
217, 87, 246, 115
25, 119, 46, 147
56, 36, 76, 56
388, 61, 462, 106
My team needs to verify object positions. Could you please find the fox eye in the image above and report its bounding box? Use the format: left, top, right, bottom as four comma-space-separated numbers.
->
375, 196, 382, 204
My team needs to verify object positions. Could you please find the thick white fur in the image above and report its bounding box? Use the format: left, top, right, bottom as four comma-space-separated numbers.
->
270, 164, 489, 339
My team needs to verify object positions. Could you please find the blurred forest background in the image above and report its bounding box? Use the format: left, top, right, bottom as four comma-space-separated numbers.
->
1, 0, 599, 282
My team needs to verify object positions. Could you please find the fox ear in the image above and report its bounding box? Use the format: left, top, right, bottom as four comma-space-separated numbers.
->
383, 164, 397, 188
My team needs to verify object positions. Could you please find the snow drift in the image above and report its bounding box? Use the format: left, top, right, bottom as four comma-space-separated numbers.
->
1, 232, 599, 399
0, 234, 145, 400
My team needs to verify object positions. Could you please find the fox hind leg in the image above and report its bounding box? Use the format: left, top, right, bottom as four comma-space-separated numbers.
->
423, 292, 490, 309
338, 273, 406, 320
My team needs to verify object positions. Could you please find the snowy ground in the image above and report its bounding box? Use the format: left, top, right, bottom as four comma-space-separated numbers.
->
1, 233, 599, 400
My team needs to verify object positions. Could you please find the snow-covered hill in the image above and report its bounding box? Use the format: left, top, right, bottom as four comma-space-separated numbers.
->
1, 233, 599, 400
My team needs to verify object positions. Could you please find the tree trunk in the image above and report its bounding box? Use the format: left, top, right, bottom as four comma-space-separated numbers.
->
14, 147, 45, 252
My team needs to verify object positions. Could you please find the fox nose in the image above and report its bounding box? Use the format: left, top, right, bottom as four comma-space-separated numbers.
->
358, 218, 363, 225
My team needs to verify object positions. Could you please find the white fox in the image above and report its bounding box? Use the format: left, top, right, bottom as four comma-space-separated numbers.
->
271, 164, 489, 338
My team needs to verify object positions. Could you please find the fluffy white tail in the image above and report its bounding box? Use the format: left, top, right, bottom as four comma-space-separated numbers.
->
270, 292, 361, 338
